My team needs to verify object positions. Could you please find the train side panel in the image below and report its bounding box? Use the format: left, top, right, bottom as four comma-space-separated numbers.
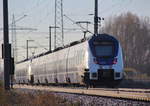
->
66, 41, 88, 84
15, 61, 29, 84
28, 41, 88, 84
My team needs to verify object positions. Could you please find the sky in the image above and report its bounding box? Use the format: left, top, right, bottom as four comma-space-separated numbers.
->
0, 0, 150, 62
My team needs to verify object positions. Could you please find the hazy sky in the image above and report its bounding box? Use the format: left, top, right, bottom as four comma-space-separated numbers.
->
0, 0, 150, 61
0, 0, 150, 31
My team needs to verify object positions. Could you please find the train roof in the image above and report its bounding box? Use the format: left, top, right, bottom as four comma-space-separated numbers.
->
89, 33, 118, 43
17, 37, 89, 64
17, 33, 117, 64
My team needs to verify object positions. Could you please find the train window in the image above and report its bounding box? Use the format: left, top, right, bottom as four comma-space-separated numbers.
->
95, 45, 113, 57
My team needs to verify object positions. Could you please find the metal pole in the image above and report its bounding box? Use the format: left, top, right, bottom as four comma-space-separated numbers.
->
94, 0, 98, 35
83, 31, 86, 39
49, 26, 51, 51
49, 26, 59, 50
76, 21, 91, 38
61, 0, 64, 46
54, 0, 57, 49
3, 0, 11, 90
26, 40, 34, 59
26, 40, 28, 59
11, 14, 14, 57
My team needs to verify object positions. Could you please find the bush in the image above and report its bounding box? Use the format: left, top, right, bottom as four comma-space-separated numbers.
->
0, 88, 80, 106
0, 80, 3, 87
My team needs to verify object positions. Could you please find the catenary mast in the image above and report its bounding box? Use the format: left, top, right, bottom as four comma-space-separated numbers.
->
54, 0, 64, 49
94, 0, 98, 35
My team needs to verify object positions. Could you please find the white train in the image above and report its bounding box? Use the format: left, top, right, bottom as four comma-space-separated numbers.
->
15, 34, 124, 87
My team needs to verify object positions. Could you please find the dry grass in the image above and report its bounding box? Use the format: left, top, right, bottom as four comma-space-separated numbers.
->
124, 68, 150, 80
0, 81, 81, 106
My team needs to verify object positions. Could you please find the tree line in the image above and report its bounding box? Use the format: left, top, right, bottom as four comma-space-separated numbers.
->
103, 12, 150, 75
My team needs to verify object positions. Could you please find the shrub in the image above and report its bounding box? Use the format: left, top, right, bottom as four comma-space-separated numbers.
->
0, 80, 3, 87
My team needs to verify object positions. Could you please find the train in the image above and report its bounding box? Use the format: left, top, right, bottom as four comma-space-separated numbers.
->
15, 34, 124, 87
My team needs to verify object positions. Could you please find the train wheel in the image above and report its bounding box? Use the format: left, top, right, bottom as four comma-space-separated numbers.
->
86, 83, 89, 89
55, 78, 58, 84
45, 79, 48, 85
66, 77, 71, 84
30, 75, 34, 85
84, 72, 90, 89
37, 79, 40, 85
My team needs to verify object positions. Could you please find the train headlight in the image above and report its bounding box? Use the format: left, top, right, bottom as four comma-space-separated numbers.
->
113, 58, 117, 64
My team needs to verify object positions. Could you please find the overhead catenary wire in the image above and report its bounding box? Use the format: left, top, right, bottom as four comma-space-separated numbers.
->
28, 36, 48, 51
10, 0, 134, 62
63, 14, 93, 35
11, 0, 52, 33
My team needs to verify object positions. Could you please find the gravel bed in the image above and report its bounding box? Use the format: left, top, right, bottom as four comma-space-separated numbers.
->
54, 92, 150, 106
15, 88, 150, 106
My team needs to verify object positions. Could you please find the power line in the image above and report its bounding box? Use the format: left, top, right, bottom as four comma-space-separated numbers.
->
27, 36, 48, 51
64, 14, 93, 34
10, 14, 37, 63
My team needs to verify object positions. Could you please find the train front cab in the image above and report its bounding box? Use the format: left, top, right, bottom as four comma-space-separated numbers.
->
87, 34, 124, 87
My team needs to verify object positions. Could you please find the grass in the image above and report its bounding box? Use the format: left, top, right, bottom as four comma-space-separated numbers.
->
124, 68, 150, 80
0, 81, 81, 106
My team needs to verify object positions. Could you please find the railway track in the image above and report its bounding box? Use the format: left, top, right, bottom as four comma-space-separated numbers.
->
14, 85, 150, 102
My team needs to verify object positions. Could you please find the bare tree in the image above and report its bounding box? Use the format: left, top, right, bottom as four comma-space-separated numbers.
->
104, 12, 150, 75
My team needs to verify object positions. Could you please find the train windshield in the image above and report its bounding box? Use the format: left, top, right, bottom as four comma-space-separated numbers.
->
94, 41, 114, 57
